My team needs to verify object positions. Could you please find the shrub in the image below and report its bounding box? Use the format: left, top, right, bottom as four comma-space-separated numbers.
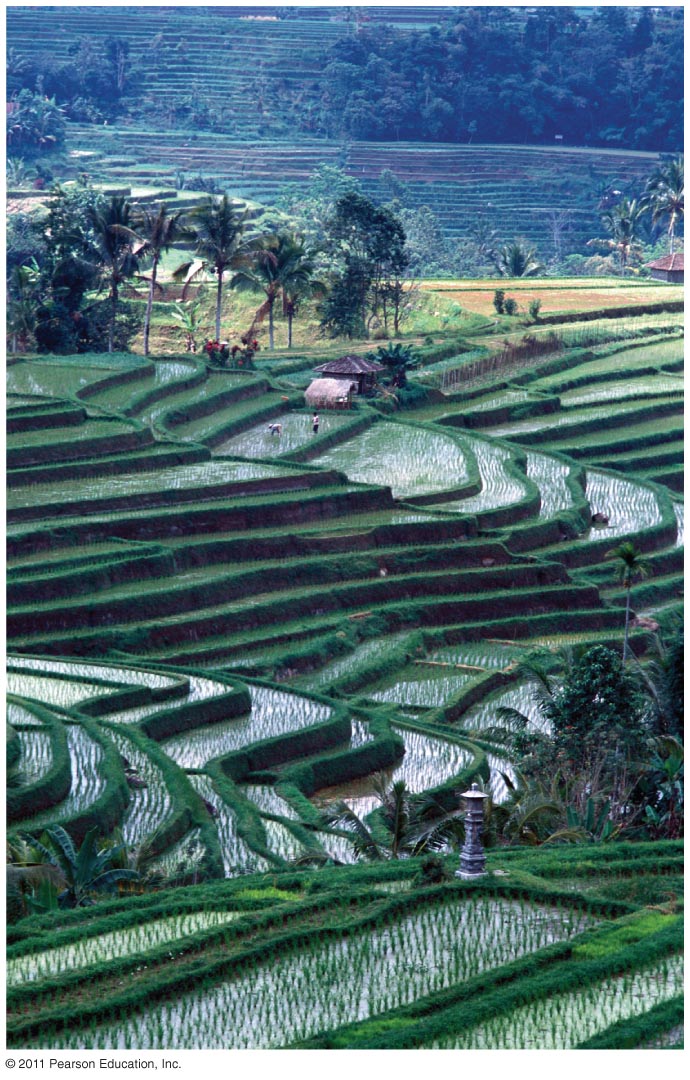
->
493, 289, 505, 315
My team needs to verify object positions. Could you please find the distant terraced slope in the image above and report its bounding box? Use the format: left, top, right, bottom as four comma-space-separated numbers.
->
7, 5, 659, 254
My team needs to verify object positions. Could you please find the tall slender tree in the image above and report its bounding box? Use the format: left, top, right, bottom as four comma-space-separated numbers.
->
643, 154, 684, 255
231, 232, 321, 349
607, 541, 652, 661
174, 195, 266, 341
86, 195, 140, 353
128, 204, 187, 356
588, 197, 645, 274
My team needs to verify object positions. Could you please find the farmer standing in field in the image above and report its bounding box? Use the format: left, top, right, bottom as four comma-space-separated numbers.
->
312, 413, 320, 434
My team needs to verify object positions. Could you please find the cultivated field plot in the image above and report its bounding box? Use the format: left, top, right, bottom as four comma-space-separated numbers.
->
33, 895, 598, 1049
420, 280, 683, 317
311, 421, 474, 499
214, 412, 354, 457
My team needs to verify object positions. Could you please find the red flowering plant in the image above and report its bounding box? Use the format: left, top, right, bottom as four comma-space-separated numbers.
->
204, 340, 230, 366
229, 334, 260, 369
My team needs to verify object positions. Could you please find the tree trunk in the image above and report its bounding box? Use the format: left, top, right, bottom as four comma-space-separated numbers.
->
287, 311, 293, 349
215, 270, 223, 341
143, 256, 158, 358
623, 586, 632, 662
109, 280, 118, 353
268, 297, 275, 350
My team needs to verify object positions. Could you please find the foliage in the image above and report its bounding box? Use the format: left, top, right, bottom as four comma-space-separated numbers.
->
14, 826, 140, 910
231, 231, 322, 350
321, 776, 462, 861
495, 240, 544, 278
588, 198, 646, 274
129, 203, 188, 356
492, 646, 653, 840
6, 89, 66, 156
86, 195, 142, 353
174, 196, 269, 341
606, 541, 652, 661
319, 192, 409, 338
308, 7, 683, 151
642, 154, 684, 255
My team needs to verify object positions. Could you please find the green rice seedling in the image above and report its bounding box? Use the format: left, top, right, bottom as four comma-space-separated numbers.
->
524, 450, 574, 519
300, 633, 412, 689
261, 817, 311, 862
102, 675, 234, 725
312, 423, 472, 499
560, 374, 684, 408
463, 389, 534, 412
673, 502, 683, 547
214, 412, 353, 458
6, 701, 44, 727
429, 642, 522, 669
317, 725, 472, 819
6, 673, 111, 709
6, 359, 142, 399
370, 670, 476, 709
457, 680, 549, 736
7, 910, 242, 987
9, 656, 182, 692
434, 435, 527, 513
105, 730, 174, 847
8, 460, 302, 510
146, 829, 206, 880
242, 785, 300, 819
19, 724, 105, 828
15, 729, 53, 784
43, 896, 598, 1049
188, 775, 270, 876
425, 953, 684, 1049
160, 687, 332, 769
581, 469, 662, 541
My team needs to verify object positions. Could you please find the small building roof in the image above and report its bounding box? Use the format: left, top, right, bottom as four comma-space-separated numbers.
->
646, 253, 684, 271
314, 355, 384, 375
305, 378, 353, 405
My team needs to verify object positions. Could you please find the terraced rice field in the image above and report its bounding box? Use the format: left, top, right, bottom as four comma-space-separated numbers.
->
161, 687, 332, 769
312, 421, 473, 498
39, 896, 597, 1049
215, 412, 354, 457
427, 954, 684, 1049
6, 283, 683, 1051
20, 725, 106, 829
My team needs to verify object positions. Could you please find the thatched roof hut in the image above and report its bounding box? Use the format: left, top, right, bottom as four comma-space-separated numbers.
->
304, 378, 353, 409
314, 355, 384, 394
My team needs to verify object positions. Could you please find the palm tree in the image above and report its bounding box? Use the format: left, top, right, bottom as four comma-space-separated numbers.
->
642, 154, 684, 255
174, 195, 267, 342
86, 195, 140, 353
231, 231, 320, 349
321, 775, 463, 861
130, 204, 187, 356
588, 197, 645, 275
606, 541, 652, 662
494, 239, 544, 277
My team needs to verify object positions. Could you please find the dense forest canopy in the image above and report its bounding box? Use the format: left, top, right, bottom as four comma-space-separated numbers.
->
307, 6, 683, 150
